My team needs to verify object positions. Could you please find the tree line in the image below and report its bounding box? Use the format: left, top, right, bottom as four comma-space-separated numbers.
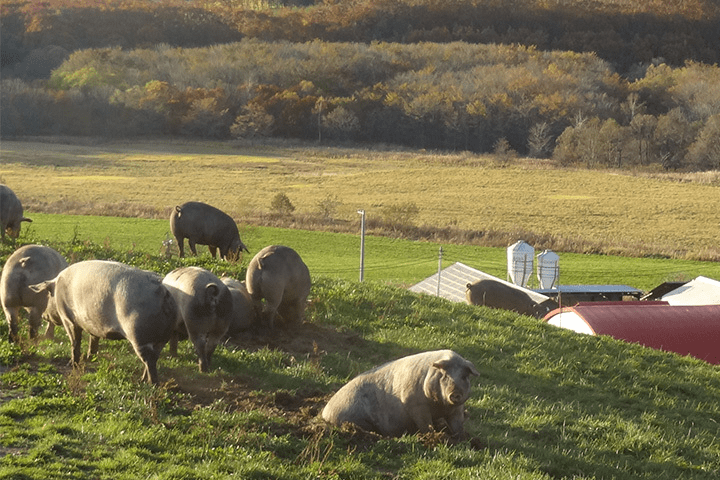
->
2, 1, 720, 170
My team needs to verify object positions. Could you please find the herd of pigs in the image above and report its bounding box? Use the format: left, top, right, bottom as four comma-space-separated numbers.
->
1, 184, 479, 440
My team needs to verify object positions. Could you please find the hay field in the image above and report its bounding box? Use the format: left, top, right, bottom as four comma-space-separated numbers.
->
2, 139, 719, 259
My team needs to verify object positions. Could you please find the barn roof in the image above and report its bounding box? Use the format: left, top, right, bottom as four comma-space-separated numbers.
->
543, 302, 720, 364
408, 262, 552, 304
661, 276, 720, 305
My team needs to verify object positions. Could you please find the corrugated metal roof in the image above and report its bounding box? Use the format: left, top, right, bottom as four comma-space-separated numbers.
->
662, 276, 720, 305
408, 262, 552, 304
543, 302, 720, 364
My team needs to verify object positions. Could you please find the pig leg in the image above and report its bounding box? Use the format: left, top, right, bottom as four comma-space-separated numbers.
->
87, 335, 100, 359
188, 240, 198, 256
168, 331, 179, 356
408, 405, 436, 434
4, 306, 20, 343
44, 321, 56, 339
66, 323, 84, 366
208, 246, 218, 258
175, 236, 186, 257
443, 406, 468, 440
134, 342, 162, 384
27, 306, 45, 339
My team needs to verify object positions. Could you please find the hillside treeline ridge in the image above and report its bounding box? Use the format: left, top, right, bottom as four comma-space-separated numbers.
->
1, 0, 720, 169
4, 40, 720, 171
3, 0, 720, 78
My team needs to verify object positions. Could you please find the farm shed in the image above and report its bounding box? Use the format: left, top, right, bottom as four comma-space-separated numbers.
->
543, 302, 720, 364
661, 276, 720, 305
409, 262, 553, 305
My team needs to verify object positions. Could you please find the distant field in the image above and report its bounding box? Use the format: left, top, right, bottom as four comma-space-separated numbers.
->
2, 139, 720, 261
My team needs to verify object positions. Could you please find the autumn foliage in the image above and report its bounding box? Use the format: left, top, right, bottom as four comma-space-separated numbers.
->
2, 0, 720, 170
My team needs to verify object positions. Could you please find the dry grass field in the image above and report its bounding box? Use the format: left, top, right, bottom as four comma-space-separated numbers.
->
2, 138, 720, 260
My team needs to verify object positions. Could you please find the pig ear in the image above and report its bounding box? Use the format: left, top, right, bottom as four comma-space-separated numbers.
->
29, 280, 55, 296
465, 361, 480, 377
432, 356, 454, 371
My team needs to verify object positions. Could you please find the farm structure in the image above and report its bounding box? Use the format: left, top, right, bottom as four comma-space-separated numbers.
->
409, 261, 554, 306
543, 302, 720, 364
409, 261, 642, 308
660, 276, 720, 305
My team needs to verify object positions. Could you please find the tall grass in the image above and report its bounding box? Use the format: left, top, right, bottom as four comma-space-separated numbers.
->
2, 139, 720, 261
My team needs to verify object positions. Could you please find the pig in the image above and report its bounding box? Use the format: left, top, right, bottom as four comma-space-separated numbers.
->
29, 260, 177, 384
0, 185, 32, 241
245, 245, 311, 329
322, 350, 479, 439
465, 279, 558, 318
162, 266, 234, 372
169, 201, 249, 260
220, 276, 256, 336
1, 244, 68, 342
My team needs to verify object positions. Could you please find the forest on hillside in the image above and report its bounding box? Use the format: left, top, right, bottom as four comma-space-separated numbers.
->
2, 0, 720, 170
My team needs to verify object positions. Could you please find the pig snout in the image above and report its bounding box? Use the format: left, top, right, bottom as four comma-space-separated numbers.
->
446, 386, 469, 406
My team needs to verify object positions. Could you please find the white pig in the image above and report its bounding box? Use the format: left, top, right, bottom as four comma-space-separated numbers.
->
322, 350, 479, 439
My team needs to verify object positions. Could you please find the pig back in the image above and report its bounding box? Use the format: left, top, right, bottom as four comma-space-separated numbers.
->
55, 260, 175, 342
247, 245, 310, 296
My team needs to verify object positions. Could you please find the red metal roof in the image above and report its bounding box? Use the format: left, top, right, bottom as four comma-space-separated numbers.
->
543, 302, 720, 364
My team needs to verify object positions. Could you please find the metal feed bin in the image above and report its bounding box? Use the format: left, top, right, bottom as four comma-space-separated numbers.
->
537, 249, 560, 289
507, 240, 534, 287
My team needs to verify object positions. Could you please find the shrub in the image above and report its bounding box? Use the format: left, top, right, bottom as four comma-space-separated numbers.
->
270, 192, 295, 215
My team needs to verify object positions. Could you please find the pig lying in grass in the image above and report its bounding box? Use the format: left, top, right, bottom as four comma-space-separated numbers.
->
1, 244, 68, 342
322, 349, 479, 439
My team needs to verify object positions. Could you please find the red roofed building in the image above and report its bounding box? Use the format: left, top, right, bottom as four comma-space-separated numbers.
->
543, 302, 720, 364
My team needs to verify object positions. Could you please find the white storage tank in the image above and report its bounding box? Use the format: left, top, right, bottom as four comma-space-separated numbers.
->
507, 240, 534, 287
537, 250, 560, 289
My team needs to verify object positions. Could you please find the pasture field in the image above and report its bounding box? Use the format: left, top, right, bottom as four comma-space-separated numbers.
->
16, 213, 720, 291
2, 139, 720, 261
1, 238, 719, 479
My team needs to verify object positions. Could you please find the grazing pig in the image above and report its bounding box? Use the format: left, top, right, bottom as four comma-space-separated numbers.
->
322, 350, 479, 439
169, 201, 249, 260
29, 260, 177, 384
0, 185, 32, 241
245, 245, 311, 329
465, 279, 558, 318
1, 244, 68, 342
220, 276, 256, 336
163, 266, 233, 372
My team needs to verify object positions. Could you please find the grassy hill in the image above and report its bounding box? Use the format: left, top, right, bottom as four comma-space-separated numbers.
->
2, 234, 720, 478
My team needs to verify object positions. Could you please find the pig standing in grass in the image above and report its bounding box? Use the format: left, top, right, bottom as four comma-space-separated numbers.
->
0, 185, 32, 241
29, 260, 177, 384
322, 350, 479, 439
1, 244, 68, 342
246, 245, 311, 329
220, 276, 256, 336
169, 201, 249, 260
163, 266, 233, 372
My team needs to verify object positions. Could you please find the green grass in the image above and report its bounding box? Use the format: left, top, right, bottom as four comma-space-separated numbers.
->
2, 236, 720, 479
16, 212, 720, 290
